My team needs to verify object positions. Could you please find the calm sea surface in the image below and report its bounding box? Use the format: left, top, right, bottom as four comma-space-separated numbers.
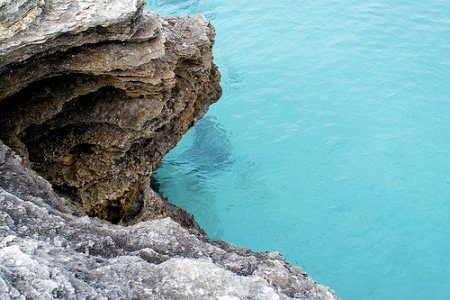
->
147, 1, 450, 298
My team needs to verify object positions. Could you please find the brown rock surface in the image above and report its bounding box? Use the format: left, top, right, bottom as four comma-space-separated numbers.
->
0, 0, 221, 222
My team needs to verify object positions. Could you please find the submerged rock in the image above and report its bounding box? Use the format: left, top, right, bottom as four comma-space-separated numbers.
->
0, 0, 338, 298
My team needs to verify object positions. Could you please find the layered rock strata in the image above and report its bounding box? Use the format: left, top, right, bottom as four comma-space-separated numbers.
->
0, 0, 221, 222
0, 0, 338, 298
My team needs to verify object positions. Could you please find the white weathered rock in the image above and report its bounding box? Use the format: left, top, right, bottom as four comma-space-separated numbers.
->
0, 0, 144, 70
0, 141, 337, 299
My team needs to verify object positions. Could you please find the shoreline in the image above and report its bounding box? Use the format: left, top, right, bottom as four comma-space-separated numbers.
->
0, 0, 338, 298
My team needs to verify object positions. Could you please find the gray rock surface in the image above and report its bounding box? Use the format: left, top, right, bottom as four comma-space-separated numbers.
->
0, 141, 337, 299
0, 0, 339, 298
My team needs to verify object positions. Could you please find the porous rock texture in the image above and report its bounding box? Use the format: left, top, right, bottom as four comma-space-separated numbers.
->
0, 141, 338, 299
0, 0, 339, 299
0, 0, 221, 222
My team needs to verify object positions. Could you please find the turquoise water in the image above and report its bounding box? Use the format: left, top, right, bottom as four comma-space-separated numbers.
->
147, 1, 450, 299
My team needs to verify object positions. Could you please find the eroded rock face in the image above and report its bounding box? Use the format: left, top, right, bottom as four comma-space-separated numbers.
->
0, 0, 339, 298
0, 0, 221, 222
0, 141, 338, 299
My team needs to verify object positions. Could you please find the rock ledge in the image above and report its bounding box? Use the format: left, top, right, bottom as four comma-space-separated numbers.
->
0, 0, 338, 299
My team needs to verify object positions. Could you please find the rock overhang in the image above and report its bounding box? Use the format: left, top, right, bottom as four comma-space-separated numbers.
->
0, 0, 339, 298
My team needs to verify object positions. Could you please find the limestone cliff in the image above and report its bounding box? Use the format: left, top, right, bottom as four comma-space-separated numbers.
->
0, 0, 338, 298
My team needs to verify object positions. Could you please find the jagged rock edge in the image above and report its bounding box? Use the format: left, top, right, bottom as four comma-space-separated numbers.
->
0, 0, 339, 298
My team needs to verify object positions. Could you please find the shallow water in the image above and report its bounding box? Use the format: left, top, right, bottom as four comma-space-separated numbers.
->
147, 1, 450, 298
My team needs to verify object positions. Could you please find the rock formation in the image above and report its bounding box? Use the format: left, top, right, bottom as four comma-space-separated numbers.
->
0, 141, 337, 299
0, 0, 338, 298
0, 0, 221, 223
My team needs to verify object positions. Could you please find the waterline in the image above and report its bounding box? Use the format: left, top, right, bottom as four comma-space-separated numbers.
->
149, 1, 450, 299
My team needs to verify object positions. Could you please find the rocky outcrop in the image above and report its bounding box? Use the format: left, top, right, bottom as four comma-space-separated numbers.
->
0, 141, 337, 299
0, 0, 221, 222
0, 0, 338, 298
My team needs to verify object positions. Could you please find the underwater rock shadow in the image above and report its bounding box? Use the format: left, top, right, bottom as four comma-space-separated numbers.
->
180, 115, 234, 177
152, 114, 234, 195
150, 116, 233, 237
